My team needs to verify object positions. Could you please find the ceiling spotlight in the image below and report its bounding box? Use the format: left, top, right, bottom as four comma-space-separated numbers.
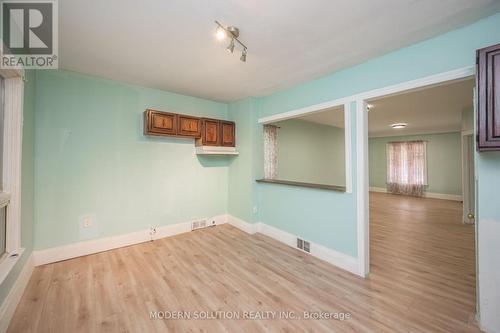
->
216, 27, 226, 40
226, 39, 235, 53
391, 123, 407, 129
215, 20, 248, 62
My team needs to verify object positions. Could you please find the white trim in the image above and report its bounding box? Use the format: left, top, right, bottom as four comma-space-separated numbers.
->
33, 215, 227, 266
356, 100, 369, 277
258, 97, 353, 124
344, 102, 352, 193
195, 146, 239, 155
0, 253, 34, 333
226, 215, 258, 234
1, 76, 24, 271
0, 63, 23, 79
461, 129, 474, 136
227, 215, 360, 276
369, 187, 462, 201
0, 248, 24, 286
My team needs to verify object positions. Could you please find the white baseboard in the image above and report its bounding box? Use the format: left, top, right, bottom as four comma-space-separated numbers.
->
369, 186, 462, 201
33, 215, 227, 266
226, 215, 360, 277
226, 215, 258, 234
0, 253, 34, 333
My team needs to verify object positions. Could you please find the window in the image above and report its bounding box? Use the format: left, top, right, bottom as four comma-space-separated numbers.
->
0, 72, 24, 284
386, 140, 427, 196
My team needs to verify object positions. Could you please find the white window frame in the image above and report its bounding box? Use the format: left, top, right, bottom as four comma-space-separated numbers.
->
0, 66, 25, 285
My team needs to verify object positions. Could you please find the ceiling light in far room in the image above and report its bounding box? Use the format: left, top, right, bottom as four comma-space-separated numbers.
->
391, 123, 407, 129
226, 38, 235, 53
240, 48, 247, 62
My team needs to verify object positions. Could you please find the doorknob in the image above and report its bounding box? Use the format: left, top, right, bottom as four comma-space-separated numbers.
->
467, 213, 475, 220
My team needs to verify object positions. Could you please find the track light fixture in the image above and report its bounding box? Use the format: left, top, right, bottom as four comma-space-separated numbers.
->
240, 48, 247, 62
226, 38, 235, 53
215, 20, 248, 62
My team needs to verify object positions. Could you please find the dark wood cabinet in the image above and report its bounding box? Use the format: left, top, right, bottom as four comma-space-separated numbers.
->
198, 118, 221, 146
144, 110, 236, 151
477, 43, 500, 151
220, 121, 236, 147
144, 109, 176, 136
177, 115, 201, 137
195, 119, 236, 147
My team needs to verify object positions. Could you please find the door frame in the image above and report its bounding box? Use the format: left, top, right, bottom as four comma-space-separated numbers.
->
354, 66, 476, 277
462, 131, 475, 224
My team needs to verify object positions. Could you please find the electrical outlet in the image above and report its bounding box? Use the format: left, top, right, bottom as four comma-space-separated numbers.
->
83, 217, 92, 228
79, 214, 99, 240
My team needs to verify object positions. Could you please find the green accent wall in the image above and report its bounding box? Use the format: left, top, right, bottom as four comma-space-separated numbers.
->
33, 70, 229, 250
369, 132, 462, 195
227, 14, 500, 329
0, 70, 36, 306
276, 119, 345, 186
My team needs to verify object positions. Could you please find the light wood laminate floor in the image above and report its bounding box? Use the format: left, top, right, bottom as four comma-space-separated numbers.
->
8, 192, 479, 332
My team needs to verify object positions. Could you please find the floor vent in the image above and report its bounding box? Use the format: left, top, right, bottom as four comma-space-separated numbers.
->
296, 238, 311, 253
191, 219, 208, 231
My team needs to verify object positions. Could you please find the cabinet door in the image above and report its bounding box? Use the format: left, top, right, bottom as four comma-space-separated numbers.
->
202, 119, 220, 146
144, 110, 177, 136
220, 121, 235, 147
477, 43, 500, 151
178, 115, 201, 137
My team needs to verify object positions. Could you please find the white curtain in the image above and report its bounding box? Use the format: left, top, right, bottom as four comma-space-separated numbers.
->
386, 140, 427, 196
263, 125, 278, 179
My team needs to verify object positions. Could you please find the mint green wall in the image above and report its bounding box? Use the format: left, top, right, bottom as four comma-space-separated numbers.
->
228, 14, 500, 330
369, 132, 462, 195
0, 70, 36, 307
33, 70, 229, 250
227, 98, 261, 223
256, 103, 358, 257
276, 119, 345, 186
249, 12, 500, 253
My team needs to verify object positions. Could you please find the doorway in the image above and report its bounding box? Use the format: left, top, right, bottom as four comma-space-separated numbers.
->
357, 71, 478, 325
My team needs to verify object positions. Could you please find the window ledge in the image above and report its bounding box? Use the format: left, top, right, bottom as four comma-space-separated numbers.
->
0, 248, 25, 285
256, 179, 346, 192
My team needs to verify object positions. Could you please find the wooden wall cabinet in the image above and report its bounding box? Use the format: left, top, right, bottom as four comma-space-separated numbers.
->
144, 109, 201, 138
144, 110, 237, 153
177, 115, 201, 138
196, 119, 235, 147
477, 43, 500, 151
144, 110, 177, 136
220, 121, 236, 147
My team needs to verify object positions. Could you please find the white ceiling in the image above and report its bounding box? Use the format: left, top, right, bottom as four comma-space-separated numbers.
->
298, 106, 345, 128
367, 78, 474, 137
60, 0, 500, 102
